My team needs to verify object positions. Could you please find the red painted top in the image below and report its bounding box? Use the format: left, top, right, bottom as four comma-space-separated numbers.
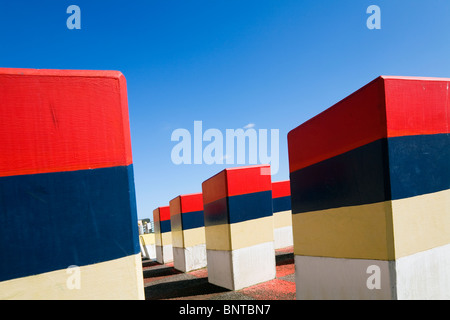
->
272, 180, 290, 198
158, 206, 171, 222
170, 193, 203, 217
202, 165, 272, 205
0, 68, 132, 177
288, 76, 450, 173
180, 193, 204, 213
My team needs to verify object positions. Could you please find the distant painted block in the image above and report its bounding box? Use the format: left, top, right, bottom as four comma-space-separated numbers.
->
153, 206, 173, 264
140, 233, 156, 260
272, 180, 293, 249
288, 76, 450, 300
202, 165, 276, 291
0, 68, 144, 300
170, 192, 206, 272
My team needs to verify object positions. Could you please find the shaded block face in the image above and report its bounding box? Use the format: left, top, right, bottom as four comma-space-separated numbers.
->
170, 193, 206, 272
140, 234, 156, 260
170, 193, 205, 248
153, 206, 173, 264
288, 76, 450, 299
153, 206, 172, 246
0, 68, 143, 299
202, 165, 276, 290
271, 180, 293, 249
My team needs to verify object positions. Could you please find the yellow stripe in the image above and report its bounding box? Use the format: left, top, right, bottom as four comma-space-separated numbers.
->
293, 189, 450, 260
170, 211, 183, 248
0, 254, 144, 300
205, 224, 231, 251
292, 201, 395, 260
183, 227, 206, 248
206, 217, 274, 251
391, 188, 450, 258
273, 210, 292, 229
172, 229, 184, 248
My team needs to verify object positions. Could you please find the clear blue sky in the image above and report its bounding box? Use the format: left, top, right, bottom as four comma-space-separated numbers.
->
1, 1, 450, 220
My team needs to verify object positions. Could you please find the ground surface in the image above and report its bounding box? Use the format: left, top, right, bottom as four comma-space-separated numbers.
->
143, 246, 296, 300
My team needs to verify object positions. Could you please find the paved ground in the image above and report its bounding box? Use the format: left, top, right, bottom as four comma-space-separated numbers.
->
143, 246, 296, 300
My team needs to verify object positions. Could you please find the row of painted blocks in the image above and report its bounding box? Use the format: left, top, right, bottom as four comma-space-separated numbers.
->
147, 76, 450, 299
144, 169, 292, 291
1, 69, 449, 299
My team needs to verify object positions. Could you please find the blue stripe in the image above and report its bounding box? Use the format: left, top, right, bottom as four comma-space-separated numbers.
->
0, 165, 140, 282
227, 191, 273, 224
204, 191, 273, 227
272, 195, 291, 213
181, 210, 205, 230
290, 134, 450, 215
290, 138, 389, 214
159, 220, 172, 234
388, 133, 450, 200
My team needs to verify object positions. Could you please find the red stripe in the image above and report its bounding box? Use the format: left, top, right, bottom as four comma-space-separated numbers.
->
384, 77, 450, 137
0, 68, 132, 177
288, 76, 450, 173
180, 193, 204, 213
202, 165, 272, 204
288, 76, 386, 173
226, 165, 272, 197
158, 206, 171, 221
272, 180, 290, 198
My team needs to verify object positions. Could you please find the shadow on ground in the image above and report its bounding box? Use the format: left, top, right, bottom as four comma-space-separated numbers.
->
144, 277, 229, 300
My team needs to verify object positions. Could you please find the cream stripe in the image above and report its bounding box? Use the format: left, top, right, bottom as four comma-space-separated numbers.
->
206, 216, 274, 251
183, 227, 206, 248
0, 254, 144, 300
230, 216, 274, 250
391, 188, 450, 258
161, 231, 172, 246
273, 210, 292, 229
140, 233, 155, 246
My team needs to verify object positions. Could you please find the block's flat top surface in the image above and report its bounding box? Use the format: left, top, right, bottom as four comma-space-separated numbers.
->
0, 67, 123, 78
0, 67, 132, 177
288, 75, 450, 173
202, 165, 272, 205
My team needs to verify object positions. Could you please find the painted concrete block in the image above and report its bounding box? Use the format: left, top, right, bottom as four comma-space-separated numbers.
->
272, 180, 293, 249
170, 192, 206, 272
153, 206, 173, 264
140, 233, 156, 260
202, 164, 276, 291
288, 75, 450, 300
0, 68, 144, 300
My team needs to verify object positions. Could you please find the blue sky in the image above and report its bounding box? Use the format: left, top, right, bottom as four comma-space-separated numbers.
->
1, 1, 450, 220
